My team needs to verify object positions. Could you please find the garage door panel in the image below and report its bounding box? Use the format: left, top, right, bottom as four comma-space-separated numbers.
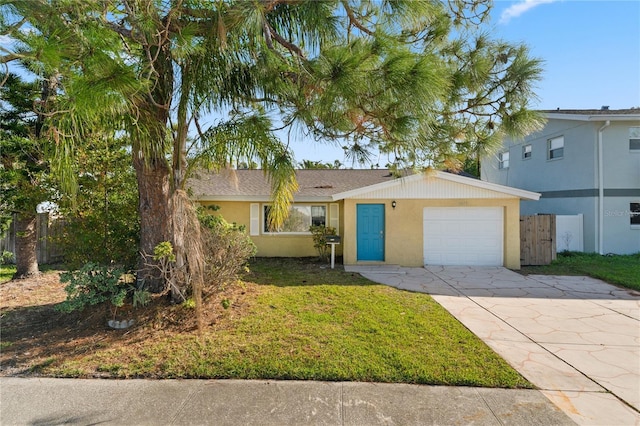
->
423, 207, 503, 266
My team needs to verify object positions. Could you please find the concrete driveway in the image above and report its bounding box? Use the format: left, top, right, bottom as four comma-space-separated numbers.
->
346, 265, 640, 425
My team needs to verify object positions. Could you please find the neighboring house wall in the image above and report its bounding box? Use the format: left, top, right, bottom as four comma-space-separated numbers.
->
341, 198, 522, 269
198, 200, 344, 258
482, 114, 640, 254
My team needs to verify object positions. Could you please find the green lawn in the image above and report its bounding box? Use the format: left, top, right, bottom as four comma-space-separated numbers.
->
0, 265, 16, 283
519, 252, 640, 291
45, 258, 531, 388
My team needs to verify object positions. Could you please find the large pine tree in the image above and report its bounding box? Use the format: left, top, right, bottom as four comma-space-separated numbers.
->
0, 73, 53, 278
1, 0, 544, 297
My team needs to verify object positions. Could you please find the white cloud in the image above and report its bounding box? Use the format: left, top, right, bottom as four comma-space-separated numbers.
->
500, 0, 559, 24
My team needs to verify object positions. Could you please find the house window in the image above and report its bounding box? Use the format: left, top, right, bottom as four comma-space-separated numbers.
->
263, 204, 326, 233
548, 136, 564, 160
498, 151, 509, 169
631, 203, 640, 226
630, 127, 640, 151
522, 144, 532, 159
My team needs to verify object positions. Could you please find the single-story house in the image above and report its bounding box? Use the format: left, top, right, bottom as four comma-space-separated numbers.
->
189, 169, 540, 269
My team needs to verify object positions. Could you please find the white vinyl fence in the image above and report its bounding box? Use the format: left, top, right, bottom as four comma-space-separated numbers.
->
555, 214, 584, 252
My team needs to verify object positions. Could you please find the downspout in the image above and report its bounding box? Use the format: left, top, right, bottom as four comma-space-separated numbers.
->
597, 120, 610, 254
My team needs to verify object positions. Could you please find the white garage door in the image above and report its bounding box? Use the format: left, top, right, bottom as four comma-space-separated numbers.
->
423, 207, 503, 266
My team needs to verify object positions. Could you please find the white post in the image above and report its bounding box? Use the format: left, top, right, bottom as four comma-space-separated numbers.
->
327, 242, 340, 269
330, 243, 336, 269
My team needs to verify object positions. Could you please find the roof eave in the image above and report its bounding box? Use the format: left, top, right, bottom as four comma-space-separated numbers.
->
332, 171, 541, 201
331, 173, 423, 200
436, 171, 541, 200
544, 113, 640, 122
195, 195, 335, 203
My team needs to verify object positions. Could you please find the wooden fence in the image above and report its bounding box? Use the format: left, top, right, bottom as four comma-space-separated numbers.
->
520, 214, 557, 266
0, 213, 66, 264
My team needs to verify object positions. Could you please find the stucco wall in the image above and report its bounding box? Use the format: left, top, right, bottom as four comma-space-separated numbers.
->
198, 200, 344, 258
341, 198, 522, 269
483, 118, 640, 254
603, 197, 640, 254
482, 119, 599, 192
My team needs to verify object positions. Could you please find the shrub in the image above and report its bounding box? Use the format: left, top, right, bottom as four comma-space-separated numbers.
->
0, 251, 14, 265
199, 208, 256, 295
56, 262, 130, 314
309, 225, 337, 261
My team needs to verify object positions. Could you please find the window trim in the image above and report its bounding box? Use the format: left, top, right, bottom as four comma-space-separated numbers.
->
262, 203, 328, 235
522, 144, 532, 160
547, 136, 564, 160
498, 151, 510, 169
631, 202, 640, 228
630, 127, 640, 152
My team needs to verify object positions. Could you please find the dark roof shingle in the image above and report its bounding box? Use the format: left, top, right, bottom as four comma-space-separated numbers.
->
189, 169, 407, 200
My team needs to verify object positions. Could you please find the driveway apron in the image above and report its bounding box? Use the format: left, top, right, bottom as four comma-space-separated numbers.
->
346, 265, 640, 425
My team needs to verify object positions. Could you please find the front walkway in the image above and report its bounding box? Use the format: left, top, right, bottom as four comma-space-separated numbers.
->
346, 265, 640, 425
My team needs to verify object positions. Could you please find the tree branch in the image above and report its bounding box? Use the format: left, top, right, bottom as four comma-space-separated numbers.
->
0, 53, 25, 64
266, 22, 306, 59
104, 21, 134, 39
341, 0, 374, 36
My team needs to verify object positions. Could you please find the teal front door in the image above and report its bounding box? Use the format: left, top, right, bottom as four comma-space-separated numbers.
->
357, 204, 385, 261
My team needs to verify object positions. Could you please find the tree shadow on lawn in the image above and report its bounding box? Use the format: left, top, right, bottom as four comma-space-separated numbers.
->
1, 302, 126, 375
0, 277, 261, 377
0, 257, 373, 376
247, 257, 377, 288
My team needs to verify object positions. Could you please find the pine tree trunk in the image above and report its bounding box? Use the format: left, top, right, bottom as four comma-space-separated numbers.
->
14, 213, 40, 279
134, 154, 172, 292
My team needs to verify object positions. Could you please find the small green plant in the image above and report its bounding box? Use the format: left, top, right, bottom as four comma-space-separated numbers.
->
149, 241, 187, 303
182, 298, 196, 309
132, 288, 151, 307
221, 298, 230, 309
0, 250, 14, 265
56, 262, 130, 315
309, 226, 337, 261
153, 241, 176, 263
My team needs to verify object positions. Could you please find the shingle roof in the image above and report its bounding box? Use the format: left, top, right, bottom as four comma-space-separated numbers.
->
189, 169, 408, 201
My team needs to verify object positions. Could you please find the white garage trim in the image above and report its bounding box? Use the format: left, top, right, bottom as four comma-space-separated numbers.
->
423, 207, 504, 266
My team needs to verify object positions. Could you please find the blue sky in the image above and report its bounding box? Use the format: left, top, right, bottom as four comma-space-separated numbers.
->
294, 0, 640, 164
3, 1, 638, 165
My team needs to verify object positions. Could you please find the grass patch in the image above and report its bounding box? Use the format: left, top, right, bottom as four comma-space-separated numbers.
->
519, 252, 640, 291
44, 258, 530, 388
0, 264, 63, 284
0, 265, 16, 283
29, 357, 56, 373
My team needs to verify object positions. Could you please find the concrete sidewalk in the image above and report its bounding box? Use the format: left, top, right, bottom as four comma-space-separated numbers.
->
0, 377, 572, 425
347, 265, 640, 425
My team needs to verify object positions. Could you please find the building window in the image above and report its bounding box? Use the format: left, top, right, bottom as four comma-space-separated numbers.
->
631, 203, 640, 226
498, 151, 509, 169
630, 127, 640, 151
522, 144, 532, 159
548, 136, 564, 160
263, 204, 326, 233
